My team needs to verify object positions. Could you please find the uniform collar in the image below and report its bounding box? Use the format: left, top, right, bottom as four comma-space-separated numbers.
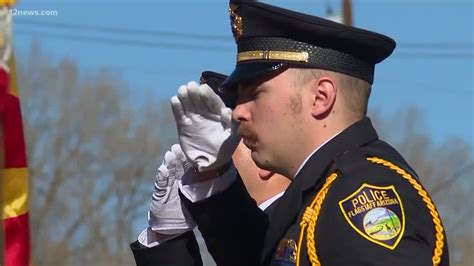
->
297, 117, 379, 192
292, 130, 342, 179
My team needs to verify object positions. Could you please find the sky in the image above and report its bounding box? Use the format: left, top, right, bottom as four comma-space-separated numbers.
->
11, 0, 473, 147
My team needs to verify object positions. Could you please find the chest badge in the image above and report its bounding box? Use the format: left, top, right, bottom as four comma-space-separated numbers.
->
273, 238, 297, 265
339, 183, 405, 250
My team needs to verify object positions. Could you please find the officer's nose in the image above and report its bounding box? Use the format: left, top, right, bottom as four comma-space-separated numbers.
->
232, 101, 251, 123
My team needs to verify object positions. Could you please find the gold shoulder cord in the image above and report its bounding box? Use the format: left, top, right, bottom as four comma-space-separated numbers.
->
296, 157, 445, 266
297, 173, 338, 266
367, 157, 445, 265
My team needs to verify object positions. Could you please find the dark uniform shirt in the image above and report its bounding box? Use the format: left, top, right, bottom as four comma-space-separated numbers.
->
130, 231, 203, 266
183, 117, 449, 266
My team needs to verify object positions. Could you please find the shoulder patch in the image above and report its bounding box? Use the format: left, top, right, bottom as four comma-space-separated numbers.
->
338, 183, 405, 250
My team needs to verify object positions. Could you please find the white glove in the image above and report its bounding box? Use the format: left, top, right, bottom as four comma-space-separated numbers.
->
148, 144, 196, 235
170, 81, 240, 172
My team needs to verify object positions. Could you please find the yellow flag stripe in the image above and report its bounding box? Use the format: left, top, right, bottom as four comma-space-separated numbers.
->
7, 53, 19, 97
2, 168, 29, 219
0, 1, 17, 7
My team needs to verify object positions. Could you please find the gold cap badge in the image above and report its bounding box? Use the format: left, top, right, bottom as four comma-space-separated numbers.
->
229, 4, 243, 42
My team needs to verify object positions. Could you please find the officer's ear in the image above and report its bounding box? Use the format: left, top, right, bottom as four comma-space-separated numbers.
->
309, 76, 337, 119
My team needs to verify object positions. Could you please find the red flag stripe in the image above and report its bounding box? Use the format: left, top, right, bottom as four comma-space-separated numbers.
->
1, 66, 27, 169
1, 92, 27, 168
3, 213, 30, 266
0, 68, 27, 168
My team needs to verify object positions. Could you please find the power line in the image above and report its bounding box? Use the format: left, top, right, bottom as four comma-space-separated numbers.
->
15, 19, 231, 42
377, 79, 471, 95
391, 52, 474, 59
399, 43, 474, 49
15, 29, 233, 52
15, 29, 474, 59
15, 19, 474, 51
13, 17, 474, 59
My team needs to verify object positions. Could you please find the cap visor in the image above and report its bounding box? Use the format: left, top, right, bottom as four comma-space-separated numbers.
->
220, 61, 287, 90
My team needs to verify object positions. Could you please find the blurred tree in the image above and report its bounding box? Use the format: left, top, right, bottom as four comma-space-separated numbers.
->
371, 107, 473, 266
18, 42, 177, 266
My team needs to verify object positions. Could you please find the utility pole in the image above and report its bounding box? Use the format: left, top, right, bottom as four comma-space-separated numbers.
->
343, 0, 353, 26
325, 0, 352, 25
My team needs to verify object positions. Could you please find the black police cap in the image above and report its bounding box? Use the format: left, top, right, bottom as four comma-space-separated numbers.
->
199, 71, 236, 108
220, 0, 396, 91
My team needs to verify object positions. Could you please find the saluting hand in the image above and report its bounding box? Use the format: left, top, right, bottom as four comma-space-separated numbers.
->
170, 81, 240, 172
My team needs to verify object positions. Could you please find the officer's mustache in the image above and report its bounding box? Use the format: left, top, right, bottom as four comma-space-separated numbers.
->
238, 124, 258, 143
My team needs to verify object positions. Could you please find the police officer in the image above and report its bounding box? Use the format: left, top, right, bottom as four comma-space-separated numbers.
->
172, 0, 449, 265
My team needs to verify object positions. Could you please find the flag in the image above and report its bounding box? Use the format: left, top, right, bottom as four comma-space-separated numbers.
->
1, 57, 30, 266
0, 1, 31, 265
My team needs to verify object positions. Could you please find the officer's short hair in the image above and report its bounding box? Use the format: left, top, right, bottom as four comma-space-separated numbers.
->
290, 68, 371, 120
